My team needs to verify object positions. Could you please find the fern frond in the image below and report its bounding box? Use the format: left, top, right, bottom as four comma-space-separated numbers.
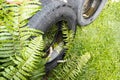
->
0, 26, 15, 70
0, 1, 46, 79
1, 36, 46, 80
50, 53, 91, 80
17, 0, 41, 28
47, 22, 91, 79
62, 22, 74, 54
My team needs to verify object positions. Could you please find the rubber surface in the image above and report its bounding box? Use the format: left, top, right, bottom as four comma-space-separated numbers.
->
28, 1, 76, 32
77, 0, 107, 26
40, 0, 52, 6
28, 1, 77, 72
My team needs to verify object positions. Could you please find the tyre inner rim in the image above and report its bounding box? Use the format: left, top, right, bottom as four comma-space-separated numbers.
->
44, 22, 66, 63
83, 0, 101, 18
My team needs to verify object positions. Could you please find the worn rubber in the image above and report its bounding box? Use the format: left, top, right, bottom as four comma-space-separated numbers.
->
40, 0, 52, 6
28, 1, 76, 32
77, 0, 107, 26
28, 1, 76, 72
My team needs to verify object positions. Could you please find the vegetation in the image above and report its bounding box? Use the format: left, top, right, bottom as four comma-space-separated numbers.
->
0, 0, 120, 80
0, 0, 46, 80
48, 1, 120, 80
74, 2, 120, 80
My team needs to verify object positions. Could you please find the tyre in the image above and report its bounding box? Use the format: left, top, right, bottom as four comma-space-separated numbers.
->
40, 0, 52, 6
77, 0, 107, 26
28, 1, 76, 72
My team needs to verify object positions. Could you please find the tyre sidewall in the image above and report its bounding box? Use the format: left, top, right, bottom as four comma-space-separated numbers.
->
28, 1, 77, 72
77, 0, 107, 26
28, 1, 76, 32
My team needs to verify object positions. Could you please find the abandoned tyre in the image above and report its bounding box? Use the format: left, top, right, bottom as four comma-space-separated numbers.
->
28, 1, 76, 72
78, 0, 107, 26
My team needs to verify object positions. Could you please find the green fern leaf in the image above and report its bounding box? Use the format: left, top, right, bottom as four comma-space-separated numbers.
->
0, 1, 46, 80
50, 53, 91, 80
1, 36, 45, 80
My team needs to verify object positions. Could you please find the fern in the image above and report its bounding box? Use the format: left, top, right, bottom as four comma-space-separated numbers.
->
0, 26, 15, 71
0, 0, 46, 79
0, 26, 46, 80
0, 0, 41, 68
0, 0, 11, 26
62, 22, 74, 50
1, 0, 91, 80
47, 22, 90, 80
1, 36, 45, 80
49, 53, 91, 80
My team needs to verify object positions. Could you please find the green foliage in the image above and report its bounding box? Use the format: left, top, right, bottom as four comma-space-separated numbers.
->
49, 53, 91, 80
47, 1, 120, 80
0, 0, 119, 80
0, 0, 46, 80
0, 0, 8, 25
47, 22, 91, 80
62, 22, 74, 50
1, 36, 45, 80
72, 2, 120, 80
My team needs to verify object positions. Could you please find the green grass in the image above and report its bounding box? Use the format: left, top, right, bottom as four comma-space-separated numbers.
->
0, 1, 119, 80
71, 2, 120, 80
48, 1, 120, 80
